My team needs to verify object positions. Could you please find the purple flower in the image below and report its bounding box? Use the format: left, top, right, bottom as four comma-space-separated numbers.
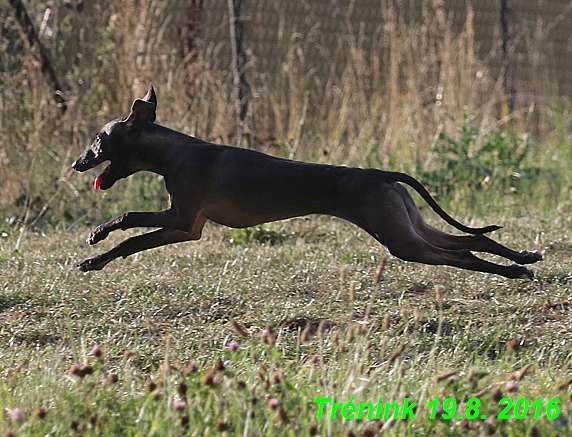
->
173, 400, 187, 412
91, 344, 103, 358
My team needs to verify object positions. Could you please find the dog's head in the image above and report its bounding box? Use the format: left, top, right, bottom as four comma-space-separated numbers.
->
71, 86, 157, 190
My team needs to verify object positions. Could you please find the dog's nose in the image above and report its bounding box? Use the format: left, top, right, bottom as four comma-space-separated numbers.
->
72, 149, 97, 171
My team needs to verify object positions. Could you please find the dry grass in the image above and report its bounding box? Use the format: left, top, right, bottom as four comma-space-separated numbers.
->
1, 213, 572, 435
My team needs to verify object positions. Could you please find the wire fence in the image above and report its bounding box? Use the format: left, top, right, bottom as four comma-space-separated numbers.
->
205, 0, 572, 102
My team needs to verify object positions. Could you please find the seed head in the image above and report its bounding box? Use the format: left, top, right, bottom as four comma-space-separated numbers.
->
81, 365, 93, 376
215, 419, 229, 432
506, 339, 520, 353
70, 365, 84, 378
309, 423, 318, 436
124, 350, 136, 360
230, 320, 249, 337
276, 407, 289, 426
178, 382, 188, 396
300, 321, 312, 343
348, 281, 357, 301
374, 258, 386, 284
201, 371, 216, 386
36, 406, 47, 419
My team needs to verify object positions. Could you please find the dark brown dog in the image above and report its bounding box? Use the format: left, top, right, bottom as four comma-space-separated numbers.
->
72, 87, 542, 278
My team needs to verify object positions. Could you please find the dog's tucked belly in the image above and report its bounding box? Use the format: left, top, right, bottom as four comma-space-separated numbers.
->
203, 202, 323, 228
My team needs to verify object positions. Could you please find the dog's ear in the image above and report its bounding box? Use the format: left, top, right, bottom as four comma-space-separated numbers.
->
142, 85, 157, 108
124, 85, 157, 130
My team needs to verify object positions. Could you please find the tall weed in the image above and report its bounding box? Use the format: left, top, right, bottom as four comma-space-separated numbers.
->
418, 111, 562, 213
0, 0, 570, 230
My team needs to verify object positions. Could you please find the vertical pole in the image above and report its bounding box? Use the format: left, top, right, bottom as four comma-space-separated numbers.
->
181, 0, 204, 98
500, 0, 515, 114
228, 0, 251, 147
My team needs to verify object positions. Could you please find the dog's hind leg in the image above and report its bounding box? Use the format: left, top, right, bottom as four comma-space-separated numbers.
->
355, 185, 534, 279
394, 184, 542, 265
385, 234, 534, 279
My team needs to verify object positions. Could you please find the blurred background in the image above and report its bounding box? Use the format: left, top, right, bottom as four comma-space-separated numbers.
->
1, 0, 572, 233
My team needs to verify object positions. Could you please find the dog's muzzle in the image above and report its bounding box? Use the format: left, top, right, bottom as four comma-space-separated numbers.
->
72, 149, 106, 172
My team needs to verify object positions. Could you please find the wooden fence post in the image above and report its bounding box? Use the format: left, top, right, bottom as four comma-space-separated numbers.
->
228, 0, 251, 147
500, 0, 515, 114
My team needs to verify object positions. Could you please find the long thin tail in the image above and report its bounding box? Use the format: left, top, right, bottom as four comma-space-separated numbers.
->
384, 171, 501, 234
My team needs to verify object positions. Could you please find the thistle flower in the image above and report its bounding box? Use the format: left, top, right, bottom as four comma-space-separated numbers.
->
9, 408, 25, 423
505, 380, 518, 392
186, 361, 199, 373
173, 400, 187, 412
91, 344, 102, 358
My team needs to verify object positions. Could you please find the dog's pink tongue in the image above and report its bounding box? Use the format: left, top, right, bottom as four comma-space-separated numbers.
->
94, 174, 103, 190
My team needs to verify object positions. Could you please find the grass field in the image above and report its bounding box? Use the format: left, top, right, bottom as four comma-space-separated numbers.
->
1, 209, 572, 436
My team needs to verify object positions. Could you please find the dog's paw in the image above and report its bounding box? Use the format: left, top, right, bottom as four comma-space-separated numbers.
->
77, 258, 96, 272
77, 257, 109, 272
521, 268, 534, 280
510, 264, 534, 280
518, 249, 543, 264
87, 226, 109, 245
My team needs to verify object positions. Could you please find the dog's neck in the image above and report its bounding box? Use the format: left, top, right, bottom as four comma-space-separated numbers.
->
130, 123, 199, 176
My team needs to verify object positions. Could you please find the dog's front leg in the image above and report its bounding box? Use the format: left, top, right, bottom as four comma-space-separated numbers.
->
78, 228, 199, 271
88, 210, 185, 245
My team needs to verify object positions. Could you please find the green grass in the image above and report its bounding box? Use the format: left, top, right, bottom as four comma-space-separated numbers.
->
1, 212, 571, 436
